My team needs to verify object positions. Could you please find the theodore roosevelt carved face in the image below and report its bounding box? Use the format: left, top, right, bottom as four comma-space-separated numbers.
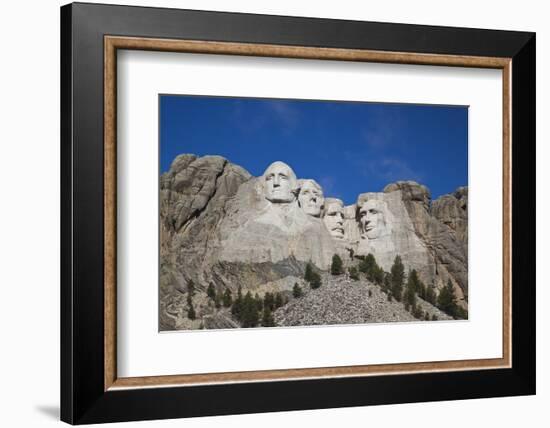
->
263, 161, 298, 203
323, 198, 345, 239
298, 179, 324, 217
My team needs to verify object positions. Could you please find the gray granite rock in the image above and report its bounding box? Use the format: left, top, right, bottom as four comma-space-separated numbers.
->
159, 156, 468, 329
383, 181, 468, 305
432, 186, 468, 251
274, 273, 452, 326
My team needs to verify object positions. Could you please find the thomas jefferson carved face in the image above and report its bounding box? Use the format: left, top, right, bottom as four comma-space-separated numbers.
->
298, 179, 324, 217
359, 199, 387, 239
323, 199, 345, 239
263, 161, 297, 203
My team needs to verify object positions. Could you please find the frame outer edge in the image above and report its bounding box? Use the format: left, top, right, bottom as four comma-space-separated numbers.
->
60, 3, 75, 424
63, 3, 536, 423
510, 33, 536, 392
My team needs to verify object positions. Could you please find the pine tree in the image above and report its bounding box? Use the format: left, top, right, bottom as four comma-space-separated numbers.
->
368, 289, 373, 297
418, 281, 427, 300
293, 283, 303, 298
454, 306, 468, 320
274, 293, 284, 308
231, 285, 243, 320
373, 266, 385, 285
263, 292, 275, 311
437, 280, 457, 316
214, 291, 222, 309
187, 279, 195, 296
241, 292, 259, 327
432, 314, 438, 321
223, 288, 232, 307
304, 262, 314, 283
413, 306, 424, 320
207, 283, 216, 300
404, 271, 418, 311
255, 293, 263, 312
426, 282, 437, 305
262, 307, 275, 327
349, 266, 359, 280
424, 312, 430, 321
331, 254, 344, 275
408, 269, 420, 292
358, 253, 376, 274
390, 255, 405, 302
187, 302, 196, 320
310, 271, 322, 289
382, 273, 391, 294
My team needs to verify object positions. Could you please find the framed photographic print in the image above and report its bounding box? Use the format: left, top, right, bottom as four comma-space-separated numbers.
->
60, 2, 535, 425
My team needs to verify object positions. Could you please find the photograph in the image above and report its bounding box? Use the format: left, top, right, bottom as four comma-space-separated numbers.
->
159, 95, 469, 331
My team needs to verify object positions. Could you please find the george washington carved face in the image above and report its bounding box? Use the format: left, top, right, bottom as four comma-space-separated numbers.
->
298, 179, 324, 217
262, 161, 298, 203
359, 199, 388, 239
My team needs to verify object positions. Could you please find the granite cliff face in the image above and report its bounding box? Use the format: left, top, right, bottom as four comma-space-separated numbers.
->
382, 182, 468, 303
159, 154, 251, 321
159, 155, 468, 329
432, 186, 468, 253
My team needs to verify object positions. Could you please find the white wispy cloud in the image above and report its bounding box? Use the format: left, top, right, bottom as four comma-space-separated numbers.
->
265, 100, 300, 133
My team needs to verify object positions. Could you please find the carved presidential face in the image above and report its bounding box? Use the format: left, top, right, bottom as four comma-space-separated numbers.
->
298, 180, 324, 217
323, 200, 345, 239
359, 199, 387, 239
263, 161, 297, 203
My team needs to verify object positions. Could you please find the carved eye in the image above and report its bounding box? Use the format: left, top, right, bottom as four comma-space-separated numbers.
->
279, 174, 288, 180
266, 174, 274, 181
369, 209, 378, 214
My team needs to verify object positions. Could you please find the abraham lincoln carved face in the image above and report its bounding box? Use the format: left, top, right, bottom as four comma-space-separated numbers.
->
359, 199, 388, 239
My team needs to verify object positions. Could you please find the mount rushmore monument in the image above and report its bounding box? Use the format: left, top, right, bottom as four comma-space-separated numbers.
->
160, 154, 468, 330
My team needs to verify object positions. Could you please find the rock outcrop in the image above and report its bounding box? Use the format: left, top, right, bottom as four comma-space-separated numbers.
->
432, 186, 468, 252
159, 155, 468, 329
355, 189, 435, 287
159, 154, 252, 314
215, 178, 337, 271
274, 274, 452, 327
381, 182, 468, 304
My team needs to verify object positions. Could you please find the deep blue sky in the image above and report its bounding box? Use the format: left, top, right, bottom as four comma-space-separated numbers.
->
160, 95, 467, 205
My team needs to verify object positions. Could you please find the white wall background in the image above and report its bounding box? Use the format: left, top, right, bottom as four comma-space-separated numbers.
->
0, 0, 545, 427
